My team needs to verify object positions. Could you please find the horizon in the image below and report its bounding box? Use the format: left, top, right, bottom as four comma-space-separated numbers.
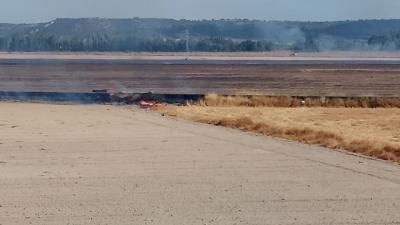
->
1, 0, 400, 23
4, 17, 400, 25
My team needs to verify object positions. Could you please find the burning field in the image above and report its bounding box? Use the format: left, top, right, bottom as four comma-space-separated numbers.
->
1, 53, 400, 224
159, 95, 400, 163
2, 52, 400, 162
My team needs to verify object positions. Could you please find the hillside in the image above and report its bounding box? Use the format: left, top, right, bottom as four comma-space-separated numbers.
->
1, 18, 400, 52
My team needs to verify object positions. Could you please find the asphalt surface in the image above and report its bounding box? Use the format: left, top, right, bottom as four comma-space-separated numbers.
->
0, 103, 399, 225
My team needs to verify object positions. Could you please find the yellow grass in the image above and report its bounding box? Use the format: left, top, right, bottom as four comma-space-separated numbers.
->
199, 93, 400, 108
159, 105, 400, 163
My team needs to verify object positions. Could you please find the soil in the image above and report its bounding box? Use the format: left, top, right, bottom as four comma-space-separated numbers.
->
0, 63, 400, 97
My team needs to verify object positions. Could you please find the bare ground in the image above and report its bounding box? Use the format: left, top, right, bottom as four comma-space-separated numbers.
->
1, 63, 400, 96
1, 102, 400, 225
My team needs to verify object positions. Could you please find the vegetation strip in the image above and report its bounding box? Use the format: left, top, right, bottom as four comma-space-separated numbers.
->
199, 94, 400, 108
192, 116, 400, 162
158, 95, 400, 163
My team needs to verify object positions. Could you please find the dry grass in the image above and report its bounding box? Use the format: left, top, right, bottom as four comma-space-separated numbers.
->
199, 93, 400, 108
159, 105, 400, 163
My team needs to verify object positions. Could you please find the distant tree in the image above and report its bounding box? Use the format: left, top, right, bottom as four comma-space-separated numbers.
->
368, 31, 400, 50
239, 40, 257, 51
8, 35, 19, 51
0, 38, 6, 50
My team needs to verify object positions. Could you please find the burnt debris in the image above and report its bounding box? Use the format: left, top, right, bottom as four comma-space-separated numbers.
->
0, 91, 203, 105
0, 91, 112, 104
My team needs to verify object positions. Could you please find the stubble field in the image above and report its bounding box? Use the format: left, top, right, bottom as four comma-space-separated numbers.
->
0, 62, 400, 97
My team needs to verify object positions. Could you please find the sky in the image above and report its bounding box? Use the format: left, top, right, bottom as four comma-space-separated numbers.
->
1, 0, 400, 23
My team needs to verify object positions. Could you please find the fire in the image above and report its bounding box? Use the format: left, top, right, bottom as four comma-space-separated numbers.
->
139, 100, 163, 109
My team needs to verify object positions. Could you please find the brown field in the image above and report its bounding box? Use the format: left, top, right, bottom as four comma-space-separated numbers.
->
1, 60, 400, 97
159, 105, 400, 163
197, 94, 400, 108
4, 51, 400, 59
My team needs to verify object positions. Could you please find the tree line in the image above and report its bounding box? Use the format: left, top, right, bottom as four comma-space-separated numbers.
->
2, 32, 398, 52
0, 34, 274, 52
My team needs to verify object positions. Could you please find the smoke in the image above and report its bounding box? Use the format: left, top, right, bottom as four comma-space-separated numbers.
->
312, 34, 399, 52
251, 18, 400, 52
256, 22, 305, 44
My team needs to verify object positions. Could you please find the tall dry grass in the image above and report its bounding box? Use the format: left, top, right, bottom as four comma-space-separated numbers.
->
160, 106, 400, 163
199, 93, 400, 108
198, 116, 400, 162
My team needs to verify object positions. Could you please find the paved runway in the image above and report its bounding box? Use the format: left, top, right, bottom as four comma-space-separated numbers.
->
0, 103, 399, 225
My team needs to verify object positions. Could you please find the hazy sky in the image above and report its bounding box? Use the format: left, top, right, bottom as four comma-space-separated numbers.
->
1, 0, 400, 23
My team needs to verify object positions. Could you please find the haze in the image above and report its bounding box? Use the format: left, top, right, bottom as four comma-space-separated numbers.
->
1, 0, 400, 23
